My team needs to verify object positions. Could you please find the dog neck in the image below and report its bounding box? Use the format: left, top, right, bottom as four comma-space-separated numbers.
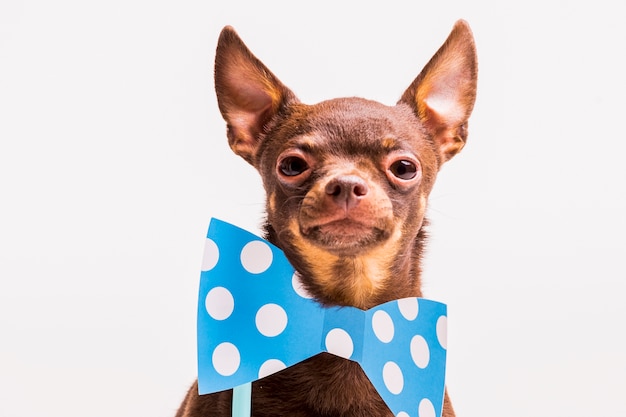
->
264, 220, 426, 310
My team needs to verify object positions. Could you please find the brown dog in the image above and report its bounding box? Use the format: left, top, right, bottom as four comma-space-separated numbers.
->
177, 20, 477, 417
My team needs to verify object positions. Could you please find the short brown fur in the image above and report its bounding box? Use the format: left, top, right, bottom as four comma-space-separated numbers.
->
177, 20, 477, 417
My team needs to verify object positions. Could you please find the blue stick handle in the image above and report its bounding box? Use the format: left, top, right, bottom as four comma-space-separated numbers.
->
232, 382, 252, 417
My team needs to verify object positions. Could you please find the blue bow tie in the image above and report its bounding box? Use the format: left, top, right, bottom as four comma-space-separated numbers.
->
197, 218, 448, 417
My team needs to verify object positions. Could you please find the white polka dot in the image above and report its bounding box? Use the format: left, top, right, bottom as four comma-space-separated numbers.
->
372, 310, 394, 343
258, 359, 286, 379
436, 315, 447, 350
418, 398, 436, 417
382, 361, 404, 395
240, 240, 273, 274
398, 298, 419, 321
201, 238, 219, 271
396, 412, 410, 417
410, 335, 430, 369
292, 272, 313, 299
212, 342, 240, 376
255, 304, 288, 337
205, 287, 234, 320
324, 328, 354, 359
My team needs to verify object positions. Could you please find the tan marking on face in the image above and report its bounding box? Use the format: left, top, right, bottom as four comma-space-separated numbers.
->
344, 226, 404, 308
381, 137, 397, 150
268, 191, 277, 213
288, 218, 403, 309
287, 217, 340, 282
297, 135, 317, 149
416, 194, 429, 225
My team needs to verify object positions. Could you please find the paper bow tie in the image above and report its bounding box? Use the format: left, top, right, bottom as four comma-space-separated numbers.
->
198, 218, 448, 417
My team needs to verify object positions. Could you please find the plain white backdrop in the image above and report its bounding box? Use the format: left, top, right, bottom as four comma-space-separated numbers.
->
1, 1, 625, 416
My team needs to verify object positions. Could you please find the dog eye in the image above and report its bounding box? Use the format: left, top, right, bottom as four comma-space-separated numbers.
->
279, 156, 309, 177
389, 160, 417, 180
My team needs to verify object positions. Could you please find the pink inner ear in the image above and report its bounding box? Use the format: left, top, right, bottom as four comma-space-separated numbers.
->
221, 70, 277, 151
417, 61, 471, 129
226, 107, 270, 151
229, 111, 264, 133
214, 26, 299, 164
223, 68, 275, 113
423, 93, 465, 127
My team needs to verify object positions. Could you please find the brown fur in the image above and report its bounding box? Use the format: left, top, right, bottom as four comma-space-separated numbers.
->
178, 20, 477, 416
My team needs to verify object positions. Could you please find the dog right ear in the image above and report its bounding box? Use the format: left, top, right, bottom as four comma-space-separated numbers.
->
399, 20, 477, 164
214, 26, 298, 165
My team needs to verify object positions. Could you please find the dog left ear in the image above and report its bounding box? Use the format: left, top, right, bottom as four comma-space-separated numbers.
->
399, 20, 478, 163
214, 26, 298, 165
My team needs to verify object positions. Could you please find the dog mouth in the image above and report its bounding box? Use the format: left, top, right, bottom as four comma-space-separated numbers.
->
300, 218, 390, 255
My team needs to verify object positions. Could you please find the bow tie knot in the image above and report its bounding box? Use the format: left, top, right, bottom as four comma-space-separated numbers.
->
197, 218, 448, 417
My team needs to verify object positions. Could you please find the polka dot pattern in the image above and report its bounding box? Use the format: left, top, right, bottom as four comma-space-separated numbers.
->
255, 304, 288, 337
410, 335, 430, 369
197, 218, 448, 417
201, 238, 219, 271
382, 361, 404, 394
205, 287, 234, 320
258, 359, 286, 379
418, 398, 436, 417
240, 240, 273, 274
212, 342, 240, 376
372, 310, 395, 343
325, 328, 354, 359
292, 272, 313, 299
436, 316, 447, 350
398, 297, 419, 321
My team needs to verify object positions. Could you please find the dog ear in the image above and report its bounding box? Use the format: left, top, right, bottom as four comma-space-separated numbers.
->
214, 26, 298, 165
399, 20, 477, 163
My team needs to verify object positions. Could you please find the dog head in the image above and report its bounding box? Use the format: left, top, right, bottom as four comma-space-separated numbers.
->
214, 22, 477, 308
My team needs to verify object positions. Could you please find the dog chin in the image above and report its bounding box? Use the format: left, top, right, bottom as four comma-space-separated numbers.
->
301, 219, 390, 256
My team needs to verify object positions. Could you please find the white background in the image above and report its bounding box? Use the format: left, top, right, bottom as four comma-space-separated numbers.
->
1, 1, 625, 416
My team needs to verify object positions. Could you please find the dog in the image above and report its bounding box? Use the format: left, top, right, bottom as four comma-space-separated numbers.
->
177, 20, 477, 417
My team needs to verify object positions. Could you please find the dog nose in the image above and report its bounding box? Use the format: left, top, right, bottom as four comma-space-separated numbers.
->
324, 175, 369, 209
